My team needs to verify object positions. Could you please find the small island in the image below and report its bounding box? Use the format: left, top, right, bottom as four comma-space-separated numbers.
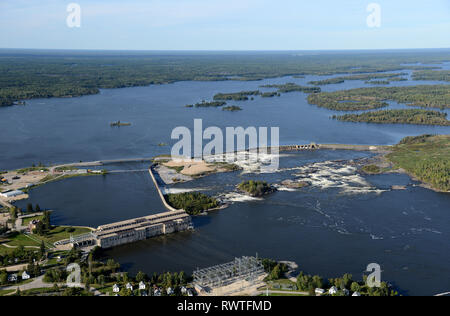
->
110, 121, 131, 127
260, 83, 321, 94
237, 180, 276, 197
165, 192, 219, 215
185, 101, 226, 108
213, 91, 260, 101
222, 105, 242, 111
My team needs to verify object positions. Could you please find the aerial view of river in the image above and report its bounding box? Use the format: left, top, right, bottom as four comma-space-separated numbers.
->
5, 63, 450, 296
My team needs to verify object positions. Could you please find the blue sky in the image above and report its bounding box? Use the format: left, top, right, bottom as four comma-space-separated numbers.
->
1, 0, 449, 50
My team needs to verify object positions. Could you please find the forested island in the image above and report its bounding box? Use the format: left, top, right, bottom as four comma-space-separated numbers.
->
213, 91, 260, 101
165, 192, 219, 215
237, 180, 276, 197
386, 135, 450, 192
333, 109, 450, 126
308, 85, 450, 110
309, 73, 407, 85
1, 50, 447, 106
260, 92, 280, 98
185, 101, 226, 108
260, 83, 321, 93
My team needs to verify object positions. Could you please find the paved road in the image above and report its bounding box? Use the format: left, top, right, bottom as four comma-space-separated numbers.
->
0, 275, 103, 296
0, 275, 52, 292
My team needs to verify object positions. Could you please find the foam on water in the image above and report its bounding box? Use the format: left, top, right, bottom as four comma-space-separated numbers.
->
222, 192, 264, 203
293, 161, 387, 195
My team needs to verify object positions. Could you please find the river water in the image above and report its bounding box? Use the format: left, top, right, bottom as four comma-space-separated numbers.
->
5, 63, 450, 296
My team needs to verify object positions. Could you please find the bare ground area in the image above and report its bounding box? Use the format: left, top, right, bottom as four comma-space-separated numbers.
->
164, 160, 216, 176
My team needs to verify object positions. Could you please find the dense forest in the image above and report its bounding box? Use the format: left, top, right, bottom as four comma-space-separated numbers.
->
165, 192, 219, 215
1, 49, 449, 106
308, 72, 407, 85
387, 135, 450, 192
308, 85, 450, 110
333, 109, 450, 126
412, 70, 450, 82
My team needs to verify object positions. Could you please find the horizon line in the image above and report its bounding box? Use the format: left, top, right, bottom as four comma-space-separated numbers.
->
1, 47, 450, 53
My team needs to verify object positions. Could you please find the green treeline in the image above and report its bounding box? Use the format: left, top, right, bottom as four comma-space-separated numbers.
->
365, 80, 391, 85
387, 135, 450, 192
412, 70, 450, 82
185, 101, 226, 108
260, 83, 321, 93
308, 85, 450, 110
333, 109, 450, 126
296, 272, 397, 296
165, 192, 219, 215
1, 51, 447, 106
237, 180, 276, 197
260, 92, 280, 98
309, 73, 407, 85
213, 91, 260, 101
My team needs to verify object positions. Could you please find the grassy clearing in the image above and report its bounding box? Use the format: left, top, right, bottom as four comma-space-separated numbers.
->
34, 226, 92, 244
0, 232, 41, 248
0, 289, 16, 296
22, 215, 44, 226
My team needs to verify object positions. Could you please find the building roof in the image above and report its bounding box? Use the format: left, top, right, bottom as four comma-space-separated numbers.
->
95, 210, 190, 238
0, 190, 23, 198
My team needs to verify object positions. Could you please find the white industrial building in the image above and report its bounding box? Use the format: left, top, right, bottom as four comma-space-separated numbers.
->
0, 190, 23, 198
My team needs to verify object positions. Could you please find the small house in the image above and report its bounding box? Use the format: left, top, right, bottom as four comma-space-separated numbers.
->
167, 287, 174, 295
139, 281, 146, 290
315, 288, 325, 296
126, 283, 133, 291
329, 286, 338, 295
112, 284, 120, 293
352, 292, 361, 297
22, 271, 31, 280
181, 286, 187, 295
8, 274, 17, 282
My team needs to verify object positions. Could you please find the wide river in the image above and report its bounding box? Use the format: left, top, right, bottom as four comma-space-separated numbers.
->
3, 63, 450, 295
